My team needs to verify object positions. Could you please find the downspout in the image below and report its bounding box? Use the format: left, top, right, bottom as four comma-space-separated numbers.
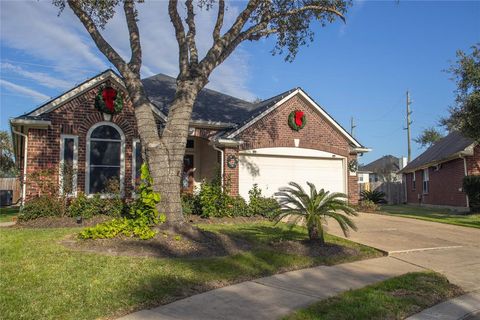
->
212, 143, 224, 190
12, 127, 28, 206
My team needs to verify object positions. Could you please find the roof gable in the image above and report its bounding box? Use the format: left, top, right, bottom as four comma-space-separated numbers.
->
226, 88, 362, 147
20, 69, 125, 118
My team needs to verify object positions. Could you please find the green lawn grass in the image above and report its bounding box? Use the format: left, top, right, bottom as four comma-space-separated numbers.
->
0, 207, 19, 222
284, 272, 463, 320
0, 222, 381, 320
379, 205, 480, 229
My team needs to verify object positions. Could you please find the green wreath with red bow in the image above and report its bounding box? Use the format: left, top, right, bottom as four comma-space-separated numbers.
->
288, 110, 307, 131
95, 86, 124, 115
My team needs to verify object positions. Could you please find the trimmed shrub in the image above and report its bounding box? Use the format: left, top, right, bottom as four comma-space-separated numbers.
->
68, 193, 104, 219
356, 200, 379, 213
226, 196, 249, 217
464, 175, 480, 213
68, 193, 124, 219
18, 196, 64, 221
79, 164, 165, 240
247, 184, 280, 218
360, 190, 387, 204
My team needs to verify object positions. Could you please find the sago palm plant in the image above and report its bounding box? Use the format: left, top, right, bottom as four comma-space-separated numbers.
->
274, 182, 358, 244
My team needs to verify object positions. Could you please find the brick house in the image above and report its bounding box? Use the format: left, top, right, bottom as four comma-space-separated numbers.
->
10, 70, 369, 205
400, 131, 480, 212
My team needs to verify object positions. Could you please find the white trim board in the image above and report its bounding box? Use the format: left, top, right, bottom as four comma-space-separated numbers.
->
239, 147, 346, 159
227, 89, 362, 148
29, 70, 125, 117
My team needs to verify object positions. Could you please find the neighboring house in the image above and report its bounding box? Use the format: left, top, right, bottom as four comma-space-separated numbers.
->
399, 131, 480, 211
357, 170, 371, 184
359, 155, 407, 182
10, 69, 369, 205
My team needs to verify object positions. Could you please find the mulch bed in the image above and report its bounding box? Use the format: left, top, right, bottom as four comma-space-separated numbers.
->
16, 215, 113, 228
62, 224, 253, 258
16, 214, 355, 260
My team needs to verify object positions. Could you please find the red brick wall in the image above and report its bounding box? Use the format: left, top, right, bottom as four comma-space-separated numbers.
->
24, 83, 139, 200
405, 158, 468, 207
234, 94, 359, 203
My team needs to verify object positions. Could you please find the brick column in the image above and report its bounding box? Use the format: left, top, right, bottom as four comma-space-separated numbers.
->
223, 147, 239, 196
347, 154, 359, 204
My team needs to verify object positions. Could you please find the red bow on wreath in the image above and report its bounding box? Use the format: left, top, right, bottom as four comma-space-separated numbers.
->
102, 87, 117, 113
294, 111, 304, 126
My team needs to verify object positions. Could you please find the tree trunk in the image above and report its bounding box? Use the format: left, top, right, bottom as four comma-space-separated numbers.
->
125, 75, 204, 225
308, 225, 324, 244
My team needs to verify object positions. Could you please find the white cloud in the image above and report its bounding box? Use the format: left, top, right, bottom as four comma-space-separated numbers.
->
0, 1, 255, 101
1, 63, 73, 90
0, 79, 50, 102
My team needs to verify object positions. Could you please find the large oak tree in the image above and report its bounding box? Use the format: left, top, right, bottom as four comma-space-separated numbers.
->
54, 0, 350, 225
442, 44, 480, 141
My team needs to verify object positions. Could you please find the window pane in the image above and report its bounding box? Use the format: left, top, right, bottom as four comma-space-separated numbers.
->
89, 167, 120, 194
64, 138, 75, 165
135, 142, 143, 186
186, 139, 194, 149
90, 141, 120, 166
61, 137, 76, 195
91, 125, 121, 140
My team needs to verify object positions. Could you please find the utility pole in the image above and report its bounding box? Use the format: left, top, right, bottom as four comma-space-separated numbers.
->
350, 117, 356, 137
404, 91, 413, 163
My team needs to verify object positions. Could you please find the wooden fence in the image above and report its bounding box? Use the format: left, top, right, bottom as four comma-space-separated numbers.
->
0, 178, 21, 206
359, 181, 405, 205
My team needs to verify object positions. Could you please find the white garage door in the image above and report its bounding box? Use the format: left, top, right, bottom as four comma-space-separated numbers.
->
239, 151, 346, 200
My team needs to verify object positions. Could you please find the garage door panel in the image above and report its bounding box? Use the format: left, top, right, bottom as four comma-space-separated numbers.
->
239, 154, 345, 200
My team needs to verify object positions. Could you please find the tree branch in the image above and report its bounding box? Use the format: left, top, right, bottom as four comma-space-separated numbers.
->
168, 0, 189, 78
185, 0, 199, 67
212, 0, 225, 42
199, 0, 262, 76
271, 5, 345, 22
67, 0, 128, 74
124, 0, 142, 75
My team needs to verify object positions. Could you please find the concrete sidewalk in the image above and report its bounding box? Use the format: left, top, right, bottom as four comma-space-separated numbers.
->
119, 257, 423, 320
406, 290, 480, 320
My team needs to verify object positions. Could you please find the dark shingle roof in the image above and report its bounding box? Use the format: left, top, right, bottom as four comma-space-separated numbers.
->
359, 155, 400, 173
401, 131, 475, 172
142, 73, 293, 126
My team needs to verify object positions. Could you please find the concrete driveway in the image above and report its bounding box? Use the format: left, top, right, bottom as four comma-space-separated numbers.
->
326, 213, 480, 292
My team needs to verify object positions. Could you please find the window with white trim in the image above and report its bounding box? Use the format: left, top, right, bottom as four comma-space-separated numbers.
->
422, 168, 429, 194
132, 139, 144, 189
59, 135, 78, 196
412, 172, 416, 190
87, 123, 125, 195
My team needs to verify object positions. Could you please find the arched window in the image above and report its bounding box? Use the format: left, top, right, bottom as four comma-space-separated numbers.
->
86, 122, 125, 195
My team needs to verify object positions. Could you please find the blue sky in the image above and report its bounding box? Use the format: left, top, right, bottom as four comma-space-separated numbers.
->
1, 0, 479, 164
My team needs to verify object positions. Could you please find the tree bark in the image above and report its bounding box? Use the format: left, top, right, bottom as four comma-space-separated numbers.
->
125, 75, 204, 224
308, 225, 324, 244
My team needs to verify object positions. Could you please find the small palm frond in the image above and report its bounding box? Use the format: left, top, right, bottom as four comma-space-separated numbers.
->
273, 181, 358, 241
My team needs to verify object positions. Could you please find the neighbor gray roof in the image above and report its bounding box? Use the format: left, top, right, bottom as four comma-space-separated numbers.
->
359, 155, 400, 173
400, 131, 475, 173
142, 73, 295, 127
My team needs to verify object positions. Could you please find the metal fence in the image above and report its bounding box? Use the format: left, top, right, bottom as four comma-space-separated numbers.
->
359, 181, 405, 205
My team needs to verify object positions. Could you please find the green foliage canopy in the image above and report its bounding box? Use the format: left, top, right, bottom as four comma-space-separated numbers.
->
442, 44, 480, 141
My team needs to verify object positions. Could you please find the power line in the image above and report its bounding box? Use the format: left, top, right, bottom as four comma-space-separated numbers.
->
0, 59, 101, 73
